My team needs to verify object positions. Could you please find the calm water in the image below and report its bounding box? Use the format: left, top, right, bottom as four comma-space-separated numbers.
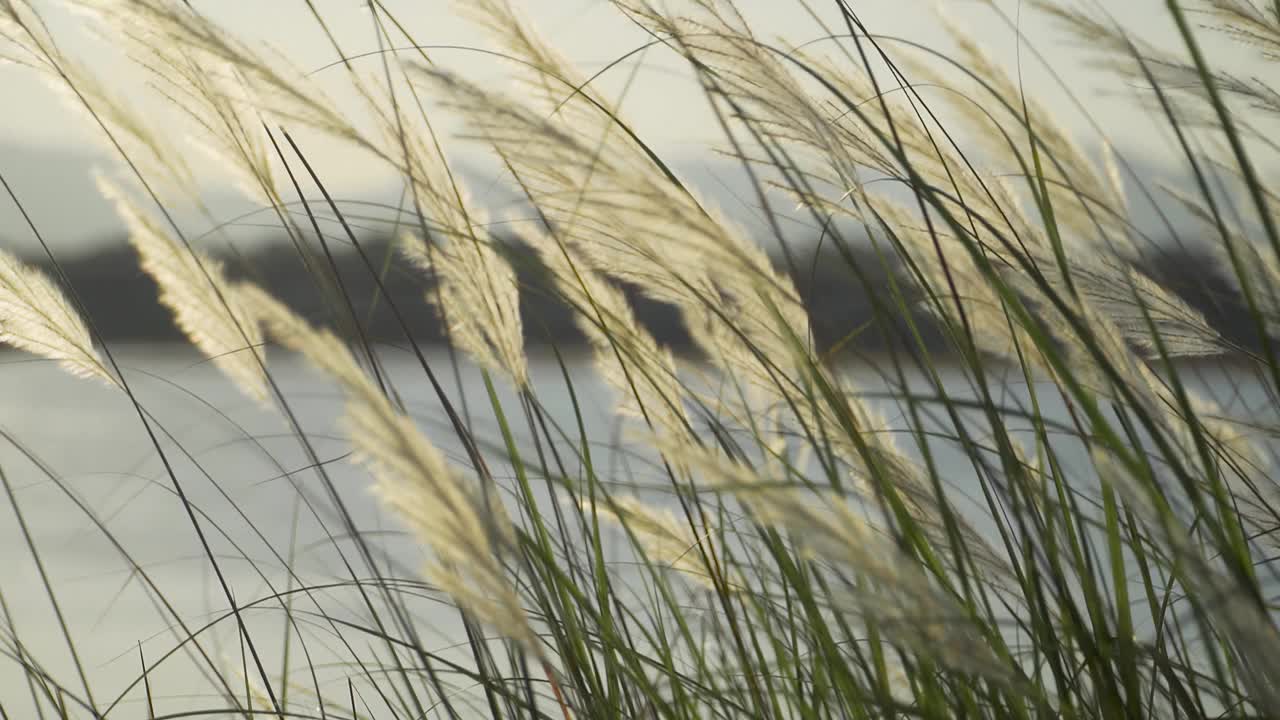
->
0, 346, 1273, 716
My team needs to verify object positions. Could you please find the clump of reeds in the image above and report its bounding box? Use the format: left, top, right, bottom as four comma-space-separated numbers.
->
3, 0, 1280, 718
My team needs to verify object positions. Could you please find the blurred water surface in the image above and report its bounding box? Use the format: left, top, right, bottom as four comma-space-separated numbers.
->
0, 346, 1273, 716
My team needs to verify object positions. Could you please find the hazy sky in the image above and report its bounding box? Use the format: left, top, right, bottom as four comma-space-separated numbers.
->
0, 1, 1265, 250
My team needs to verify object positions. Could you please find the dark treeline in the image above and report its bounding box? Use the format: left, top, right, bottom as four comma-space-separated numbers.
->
26, 234, 1258, 357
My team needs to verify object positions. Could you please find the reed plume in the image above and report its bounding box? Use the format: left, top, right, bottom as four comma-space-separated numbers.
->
0, 249, 112, 385
235, 283, 538, 654
97, 177, 270, 405
73, 0, 362, 149
521, 224, 690, 441
414, 3, 814, 370
907, 11, 1130, 245
84, 6, 279, 207
401, 224, 528, 389
397, 164, 527, 387
2, 0, 197, 202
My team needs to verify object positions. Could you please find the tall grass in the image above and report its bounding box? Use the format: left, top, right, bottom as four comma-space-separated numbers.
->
2, 0, 1280, 717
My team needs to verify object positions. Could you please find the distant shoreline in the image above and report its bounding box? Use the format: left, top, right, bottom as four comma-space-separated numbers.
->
16, 232, 1261, 359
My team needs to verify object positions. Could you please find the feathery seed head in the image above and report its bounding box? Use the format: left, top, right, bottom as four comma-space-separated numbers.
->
237, 282, 536, 652
402, 228, 528, 388
0, 249, 113, 385
98, 175, 270, 405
